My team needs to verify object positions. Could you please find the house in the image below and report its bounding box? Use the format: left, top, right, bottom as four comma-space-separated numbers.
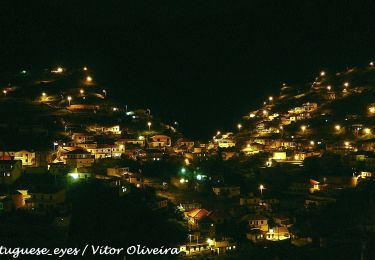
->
212, 186, 240, 198
176, 138, 195, 150
71, 132, 94, 143
149, 135, 171, 148
266, 226, 291, 241
65, 148, 95, 168
247, 228, 265, 243
273, 215, 293, 228
28, 187, 66, 211
87, 144, 125, 159
185, 208, 210, 230
0, 160, 22, 185
115, 137, 146, 148
0, 150, 36, 166
87, 124, 122, 135
245, 214, 269, 232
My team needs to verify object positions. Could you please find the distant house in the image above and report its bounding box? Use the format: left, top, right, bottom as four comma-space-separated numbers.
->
247, 228, 265, 243
185, 208, 210, 229
244, 214, 269, 232
71, 132, 94, 143
149, 135, 171, 148
28, 187, 65, 210
266, 226, 291, 241
115, 138, 146, 148
87, 144, 124, 159
273, 215, 293, 228
0, 150, 36, 166
212, 186, 240, 198
176, 138, 195, 150
88, 124, 121, 135
65, 148, 94, 168
0, 160, 22, 185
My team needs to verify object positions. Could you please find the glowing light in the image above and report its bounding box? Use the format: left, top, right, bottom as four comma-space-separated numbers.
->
113, 107, 118, 111
147, 121, 152, 131
263, 110, 268, 115
3, 90, 7, 95
138, 136, 144, 140
327, 85, 331, 91
216, 131, 221, 135
196, 175, 203, 181
86, 76, 92, 82
335, 124, 341, 131
207, 238, 214, 245
320, 71, 325, 76
179, 178, 185, 184
237, 124, 242, 130
42, 92, 46, 96
344, 82, 349, 87
310, 140, 315, 145
249, 113, 255, 118
369, 107, 375, 114
83, 66, 88, 71
80, 89, 84, 94
301, 125, 307, 132
364, 128, 371, 134
119, 144, 124, 149
370, 62, 374, 66
181, 167, 186, 174
67, 96, 72, 106
259, 184, 265, 196
268, 96, 273, 101
70, 173, 79, 179
345, 141, 350, 147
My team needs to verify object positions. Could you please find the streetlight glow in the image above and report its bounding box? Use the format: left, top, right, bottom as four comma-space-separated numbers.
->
320, 71, 325, 76
67, 96, 72, 106
147, 121, 152, 131
335, 124, 341, 131
86, 76, 92, 82
237, 124, 242, 131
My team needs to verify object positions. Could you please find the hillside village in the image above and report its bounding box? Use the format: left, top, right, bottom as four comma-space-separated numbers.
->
1, 63, 375, 258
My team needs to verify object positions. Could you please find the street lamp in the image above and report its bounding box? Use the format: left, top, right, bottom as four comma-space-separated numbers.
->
67, 96, 72, 106
147, 121, 152, 131
301, 125, 307, 132
83, 66, 88, 71
237, 124, 242, 131
268, 96, 273, 101
86, 76, 92, 83
42, 92, 46, 97
3, 90, 7, 96
320, 71, 325, 76
335, 124, 341, 131
80, 89, 84, 94
259, 184, 265, 196
370, 62, 374, 67
327, 85, 331, 91
344, 82, 349, 87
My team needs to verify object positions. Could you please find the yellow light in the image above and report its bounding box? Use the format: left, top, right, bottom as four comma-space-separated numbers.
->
184, 158, 190, 165
370, 62, 374, 66
344, 82, 349, 87
3, 90, 7, 94
67, 96, 72, 101
268, 96, 273, 101
279, 126, 283, 130
301, 125, 307, 132
42, 92, 46, 96
310, 140, 315, 145
320, 71, 325, 76
70, 173, 79, 179
217, 131, 221, 135
237, 124, 242, 130
147, 122, 152, 127
335, 125, 341, 131
263, 110, 268, 115
179, 178, 185, 184
86, 76, 92, 82
247, 144, 250, 148
369, 107, 375, 114
57, 67, 63, 73
364, 128, 371, 134
206, 238, 213, 245
138, 136, 144, 140
249, 113, 255, 118
80, 89, 84, 94
327, 86, 331, 91
113, 107, 118, 111
119, 144, 124, 149
83, 66, 88, 71
345, 141, 350, 146
259, 184, 264, 190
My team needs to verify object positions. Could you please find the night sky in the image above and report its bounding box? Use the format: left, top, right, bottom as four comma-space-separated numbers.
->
1, 0, 375, 139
